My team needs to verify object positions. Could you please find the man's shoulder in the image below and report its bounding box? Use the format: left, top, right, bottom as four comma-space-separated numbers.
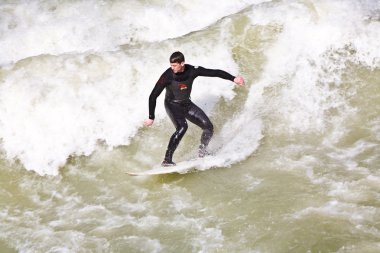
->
161, 68, 173, 78
185, 64, 193, 68
186, 64, 204, 72
156, 68, 173, 85
163, 67, 172, 74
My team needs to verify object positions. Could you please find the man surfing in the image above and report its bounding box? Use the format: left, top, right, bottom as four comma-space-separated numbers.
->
144, 51, 245, 166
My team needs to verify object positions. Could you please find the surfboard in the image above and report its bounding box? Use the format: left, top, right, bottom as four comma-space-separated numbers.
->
125, 158, 208, 176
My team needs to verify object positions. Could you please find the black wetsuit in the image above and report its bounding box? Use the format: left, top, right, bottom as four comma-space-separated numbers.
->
148, 64, 235, 163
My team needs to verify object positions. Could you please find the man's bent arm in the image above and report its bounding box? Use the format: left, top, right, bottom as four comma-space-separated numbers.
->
147, 71, 170, 120
148, 84, 165, 120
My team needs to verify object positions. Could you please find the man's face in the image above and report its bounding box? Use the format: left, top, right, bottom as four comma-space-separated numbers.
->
170, 62, 185, 73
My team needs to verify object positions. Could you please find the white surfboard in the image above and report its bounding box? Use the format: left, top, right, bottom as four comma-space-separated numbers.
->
125, 156, 218, 176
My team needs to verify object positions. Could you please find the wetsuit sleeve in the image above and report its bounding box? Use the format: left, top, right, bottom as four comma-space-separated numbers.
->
148, 72, 169, 120
194, 66, 235, 81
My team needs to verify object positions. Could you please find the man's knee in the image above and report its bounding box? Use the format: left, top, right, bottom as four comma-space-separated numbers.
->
204, 121, 213, 133
176, 122, 188, 136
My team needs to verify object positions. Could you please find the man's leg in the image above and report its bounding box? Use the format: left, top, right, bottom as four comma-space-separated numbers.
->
163, 101, 188, 165
185, 102, 214, 157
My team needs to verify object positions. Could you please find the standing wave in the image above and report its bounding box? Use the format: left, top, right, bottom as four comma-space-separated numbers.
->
0, 0, 379, 176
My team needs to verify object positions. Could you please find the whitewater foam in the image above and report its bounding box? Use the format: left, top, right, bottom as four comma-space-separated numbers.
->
0, 0, 269, 65
0, 0, 379, 176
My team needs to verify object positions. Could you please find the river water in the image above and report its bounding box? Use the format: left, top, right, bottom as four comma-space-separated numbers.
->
0, 0, 379, 252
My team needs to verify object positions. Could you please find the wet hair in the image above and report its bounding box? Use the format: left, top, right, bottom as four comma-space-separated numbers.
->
169, 51, 185, 63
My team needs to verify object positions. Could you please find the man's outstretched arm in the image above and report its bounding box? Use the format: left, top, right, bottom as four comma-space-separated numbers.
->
195, 66, 245, 86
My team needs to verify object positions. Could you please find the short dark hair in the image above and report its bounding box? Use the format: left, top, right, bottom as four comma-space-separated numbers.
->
169, 51, 185, 63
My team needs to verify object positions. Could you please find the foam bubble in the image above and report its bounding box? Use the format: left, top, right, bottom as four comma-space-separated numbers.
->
293, 200, 377, 224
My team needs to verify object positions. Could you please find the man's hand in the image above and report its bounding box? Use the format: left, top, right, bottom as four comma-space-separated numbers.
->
144, 119, 154, 127
234, 76, 245, 86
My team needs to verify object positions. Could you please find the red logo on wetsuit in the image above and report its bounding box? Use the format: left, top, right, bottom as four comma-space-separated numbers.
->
179, 84, 188, 90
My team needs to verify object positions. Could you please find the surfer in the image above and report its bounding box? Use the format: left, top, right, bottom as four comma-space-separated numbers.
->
144, 51, 245, 166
